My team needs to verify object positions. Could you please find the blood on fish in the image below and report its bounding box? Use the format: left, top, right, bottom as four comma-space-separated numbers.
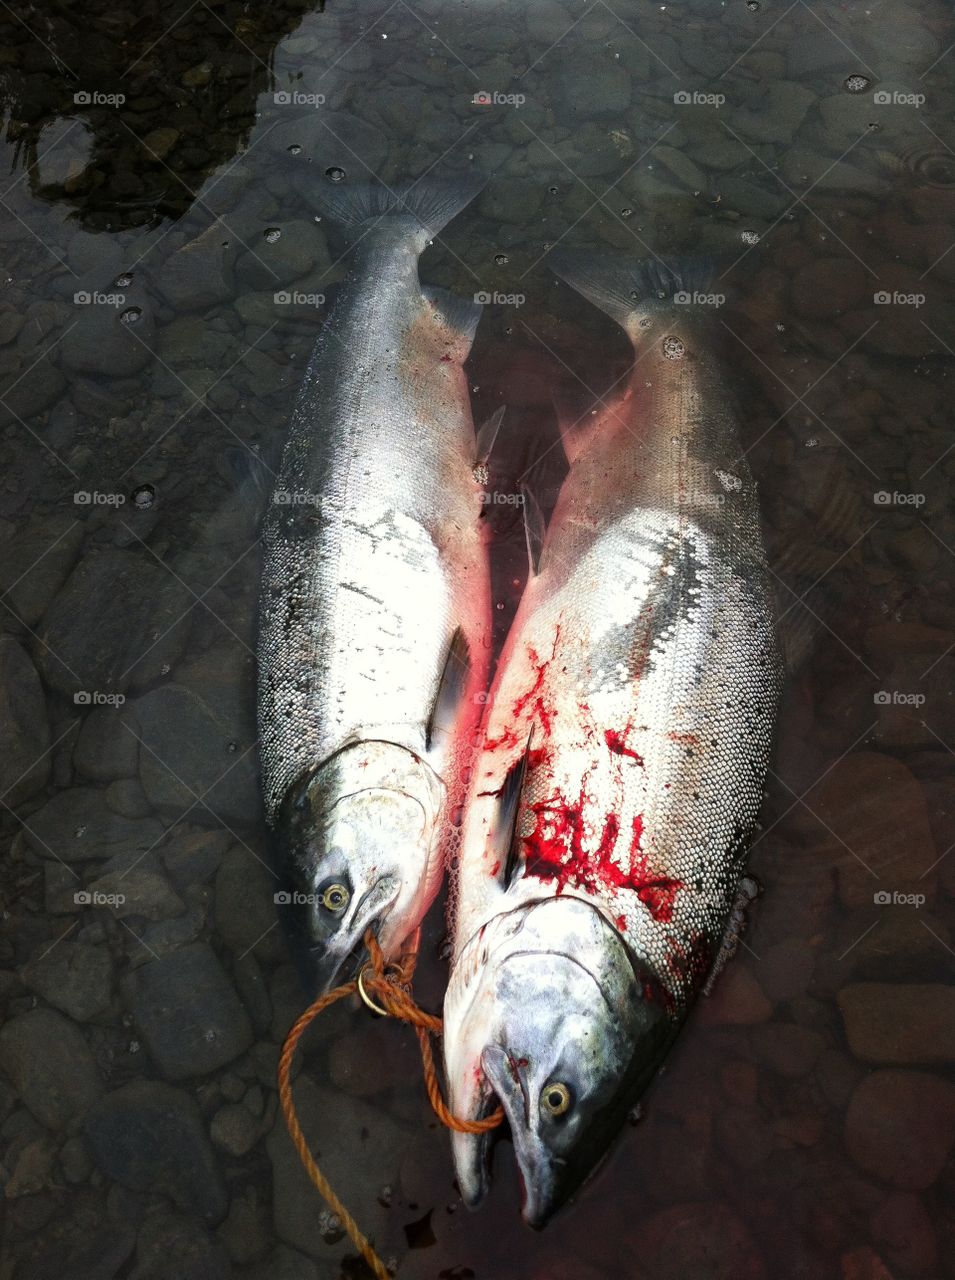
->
521, 780, 682, 921
668, 731, 700, 747
488, 859, 500, 877
604, 728, 643, 765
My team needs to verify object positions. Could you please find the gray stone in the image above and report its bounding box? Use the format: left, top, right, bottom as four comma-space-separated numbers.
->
0, 1008, 104, 1130
87, 865, 185, 921
838, 983, 955, 1065
787, 30, 858, 77
162, 829, 231, 888
268, 110, 390, 179
155, 223, 238, 310
74, 705, 143, 782
36, 548, 193, 699
0, 636, 50, 806
130, 1207, 232, 1280
210, 1103, 260, 1156
20, 941, 113, 1021
105, 777, 153, 818
61, 279, 156, 377
85, 1080, 228, 1221
128, 943, 252, 1080
0, 359, 67, 427
241, 1243, 319, 1280
215, 846, 281, 960
0, 513, 84, 627
134, 684, 260, 827
266, 1076, 411, 1259
235, 220, 330, 290
846, 1069, 955, 1189
24, 786, 165, 864
217, 1184, 271, 1265
233, 952, 272, 1035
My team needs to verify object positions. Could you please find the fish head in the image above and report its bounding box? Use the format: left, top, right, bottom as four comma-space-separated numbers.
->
277, 741, 444, 992
445, 897, 672, 1226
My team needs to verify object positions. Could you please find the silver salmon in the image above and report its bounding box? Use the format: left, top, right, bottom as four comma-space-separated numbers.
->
258, 175, 492, 993
442, 253, 781, 1224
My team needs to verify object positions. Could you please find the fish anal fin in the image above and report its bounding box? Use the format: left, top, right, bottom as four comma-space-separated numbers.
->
491, 732, 534, 891
475, 404, 506, 465
521, 484, 546, 578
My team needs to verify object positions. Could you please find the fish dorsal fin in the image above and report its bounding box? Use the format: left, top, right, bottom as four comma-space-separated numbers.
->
492, 733, 533, 891
426, 626, 471, 754
475, 404, 506, 465
521, 484, 546, 577
422, 285, 483, 361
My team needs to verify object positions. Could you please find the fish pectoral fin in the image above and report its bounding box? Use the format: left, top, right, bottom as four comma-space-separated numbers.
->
492, 733, 533, 891
521, 484, 546, 577
422, 285, 483, 360
474, 405, 506, 465
426, 626, 471, 753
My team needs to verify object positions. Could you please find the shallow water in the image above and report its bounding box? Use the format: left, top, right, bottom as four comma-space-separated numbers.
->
1, 1, 954, 1277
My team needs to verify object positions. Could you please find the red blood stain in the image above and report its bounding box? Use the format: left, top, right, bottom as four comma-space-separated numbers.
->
668, 731, 700, 748
527, 747, 549, 771
604, 728, 644, 765
440, 353, 453, 362
616, 914, 627, 932
488, 860, 500, 877
521, 779, 682, 921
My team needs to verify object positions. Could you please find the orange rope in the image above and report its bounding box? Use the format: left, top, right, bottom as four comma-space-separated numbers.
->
278, 931, 503, 1280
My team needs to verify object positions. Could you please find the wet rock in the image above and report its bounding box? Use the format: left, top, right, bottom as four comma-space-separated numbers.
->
0, 514, 84, 627
628, 1200, 767, 1279
43, 861, 83, 914
266, 1076, 411, 1259
233, 952, 272, 1036
20, 941, 113, 1021
105, 777, 153, 818
87, 865, 185, 921
697, 964, 772, 1025
270, 110, 390, 181
4, 1135, 56, 1197
36, 549, 192, 698
130, 1206, 232, 1280
133, 684, 260, 827
794, 752, 937, 908
235, 220, 329, 289
242, 1243, 319, 1280
23, 1218, 137, 1280
24, 787, 165, 864
156, 223, 237, 310
0, 1008, 104, 1130
758, 936, 816, 1002
58, 1134, 92, 1184
845, 1069, 955, 1189
73, 705, 141, 781
141, 907, 206, 957
816, 1048, 865, 1109
840, 1245, 895, 1280
478, 177, 544, 224
162, 829, 230, 888
61, 282, 156, 377
733, 82, 816, 143
787, 30, 860, 76
751, 1023, 826, 1077
782, 147, 885, 195
210, 1103, 260, 1156
553, 51, 631, 120
0, 636, 50, 806
0, 359, 67, 427
870, 1190, 938, 1275
84, 1080, 227, 1222
127, 942, 252, 1080
217, 1184, 271, 1264
792, 257, 866, 319
837, 983, 955, 1065
214, 846, 281, 960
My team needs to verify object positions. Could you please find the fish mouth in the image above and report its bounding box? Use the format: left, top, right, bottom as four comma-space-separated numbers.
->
307, 877, 401, 992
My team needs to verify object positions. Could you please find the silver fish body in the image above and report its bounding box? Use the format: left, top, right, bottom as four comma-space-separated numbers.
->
258, 178, 490, 992
444, 253, 781, 1223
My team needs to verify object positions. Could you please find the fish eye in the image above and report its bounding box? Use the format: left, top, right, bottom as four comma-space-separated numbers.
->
540, 1081, 572, 1117
319, 882, 350, 912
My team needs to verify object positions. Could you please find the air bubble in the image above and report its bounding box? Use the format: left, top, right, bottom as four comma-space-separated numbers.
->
662, 335, 686, 360
746, 0, 760, 9
113, 272, 133, 288
264, 227, 282, 243
844, 74, 870, 93
740, 229, 760, 245
132, 483, 155, 509
621, 207, 633, 218
287, 143, 302, 155
495, 253, 508, 265
325, 166, 346, 182
119, 306, 142, 324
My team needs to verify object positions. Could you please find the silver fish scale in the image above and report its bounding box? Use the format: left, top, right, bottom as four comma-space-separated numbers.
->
452, 311, 781, 1015
258, 233, 488, 825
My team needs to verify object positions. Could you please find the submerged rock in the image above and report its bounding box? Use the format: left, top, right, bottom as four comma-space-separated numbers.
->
837, 983, 955, 1065
0, 1008, 104, 1130
24, 786, 165, 864
84, 1080, 228, 1222
19, 941, 113, 1021
0, 636, 50, 806
127, 942, 252, 1080
845, 1069, 955, 1189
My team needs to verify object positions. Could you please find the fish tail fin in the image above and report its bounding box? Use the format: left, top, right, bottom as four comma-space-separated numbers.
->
549, 249, 718, 332
311, 171, 487, 241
